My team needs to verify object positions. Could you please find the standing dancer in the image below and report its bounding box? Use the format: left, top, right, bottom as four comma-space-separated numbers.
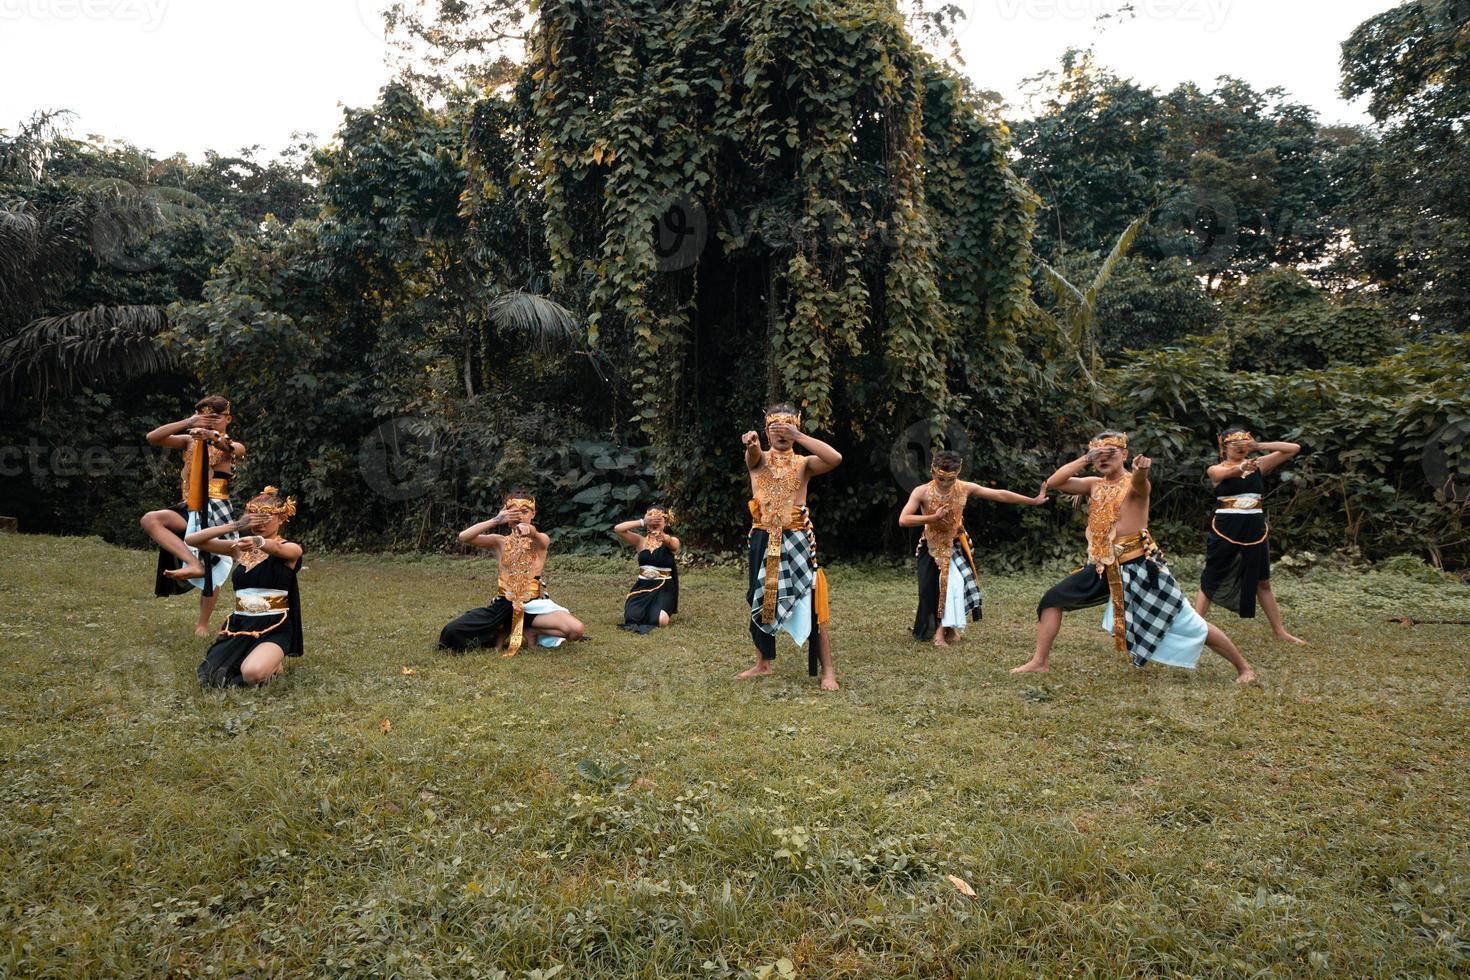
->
615, 506, 680, 633
1195, 427, 1305, 644
1011, 432, 1256, 682
438, 491, 585, 654
187, 487, 303, 687
140, 395, 245, 635
898, 449, 1048, 646
739, 404, 842, 690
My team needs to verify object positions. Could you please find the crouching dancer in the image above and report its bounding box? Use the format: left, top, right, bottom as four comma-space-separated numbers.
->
1012, 433, 1256, 683
438, 491, 585, 655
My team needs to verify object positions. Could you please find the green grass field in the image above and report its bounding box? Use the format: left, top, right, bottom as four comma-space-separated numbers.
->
2, 533, 1467, 977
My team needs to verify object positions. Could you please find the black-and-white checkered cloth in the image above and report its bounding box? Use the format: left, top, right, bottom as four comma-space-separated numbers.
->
953, 551, 982, 618
750, 529, 816, 635
201, 498, 239, 537
1119, 558, 1189, 668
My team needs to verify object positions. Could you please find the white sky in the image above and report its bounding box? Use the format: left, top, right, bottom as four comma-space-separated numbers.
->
0, 0, 1396, 159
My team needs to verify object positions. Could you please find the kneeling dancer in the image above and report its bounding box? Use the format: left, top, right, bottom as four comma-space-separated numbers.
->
1012, 433, 1256, 682
187, 487, 304, 687
438, 492, 585, 655
615, 506, 680, 633
739, 405, 842, 690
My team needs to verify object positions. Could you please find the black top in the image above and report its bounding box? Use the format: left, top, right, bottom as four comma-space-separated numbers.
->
1215, 469, 1264, 497
229, 549, 304, 656
636, 543, 677, 570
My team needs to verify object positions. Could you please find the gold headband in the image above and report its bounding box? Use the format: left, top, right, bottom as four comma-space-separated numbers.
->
931, 464, 960, 479
1221, 431, 1254, 446
1088, 434, 1128, 451
645, 507, 673, 523
245, 486, 296, 520
765, 411, 801, 428
196, 400, 231, 415
505, 497, 537, 514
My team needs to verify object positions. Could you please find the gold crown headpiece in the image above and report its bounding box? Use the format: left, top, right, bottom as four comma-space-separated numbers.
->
1221, 431, 1254, 446
196, 399, 231, 415
931, 463, 961, 479
505, 496, 537, 514
764, 410, 801, 428
1088, 434, 1128, 452
645, 506, 673, 524
246, 486, 296, 520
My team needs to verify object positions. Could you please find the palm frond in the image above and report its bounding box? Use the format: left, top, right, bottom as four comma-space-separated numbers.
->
0, 304, 175, 400
487, 290, 581, 352
1083, 215, 1147, 308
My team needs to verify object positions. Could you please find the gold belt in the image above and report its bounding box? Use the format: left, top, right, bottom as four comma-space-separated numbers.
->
208, 477, 230, 501
1216, 496, 1260, 510
1102, 531, 1161, 654
235, 592, 288, 613
751, 504, 813, 625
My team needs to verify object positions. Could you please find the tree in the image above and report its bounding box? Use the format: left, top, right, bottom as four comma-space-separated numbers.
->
1337, 0, 1470, 331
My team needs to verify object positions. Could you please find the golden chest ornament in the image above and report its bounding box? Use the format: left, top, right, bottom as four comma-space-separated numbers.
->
1086, 478, 1129, 568
236, 537, 277, 572
499, 532, 538, 603
753, 449, 802, 531
922, 480, 966, 618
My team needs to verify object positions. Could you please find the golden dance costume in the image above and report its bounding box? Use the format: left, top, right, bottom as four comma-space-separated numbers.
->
746, 443, 830, 676
438, 501, 572, 655
912, 474, 982, 641
1037, 437, 1209, 669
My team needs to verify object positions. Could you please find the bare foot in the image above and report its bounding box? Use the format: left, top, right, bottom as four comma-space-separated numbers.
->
1010, 658, 1049, 674
736, 661, 773, 680
933, 631, 949, 648
1274, 631, 1306, 646
819, 673, 840, 692
164, 560, 204, 581
1235, 666, 1258, 684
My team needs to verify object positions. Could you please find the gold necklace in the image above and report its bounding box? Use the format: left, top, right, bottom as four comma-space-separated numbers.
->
237, 535, 278, 572
754, 449, 802, 530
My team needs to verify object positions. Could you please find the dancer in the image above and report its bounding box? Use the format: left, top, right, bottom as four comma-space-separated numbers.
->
438, 492, 585, 655
1011, 432, 1256, 682
1195, 427, 1304, 644
898, 449, 1047, 646
739, 404, 842, 691
615, 506, 680, 633
140, 395, 245, 636
186, 487, 303, 687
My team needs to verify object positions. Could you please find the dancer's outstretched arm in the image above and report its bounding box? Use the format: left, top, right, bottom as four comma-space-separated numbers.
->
971, 482, 1048, 506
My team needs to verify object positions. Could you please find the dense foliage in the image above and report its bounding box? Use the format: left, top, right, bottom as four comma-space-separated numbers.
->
1, 1, 1466, 569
